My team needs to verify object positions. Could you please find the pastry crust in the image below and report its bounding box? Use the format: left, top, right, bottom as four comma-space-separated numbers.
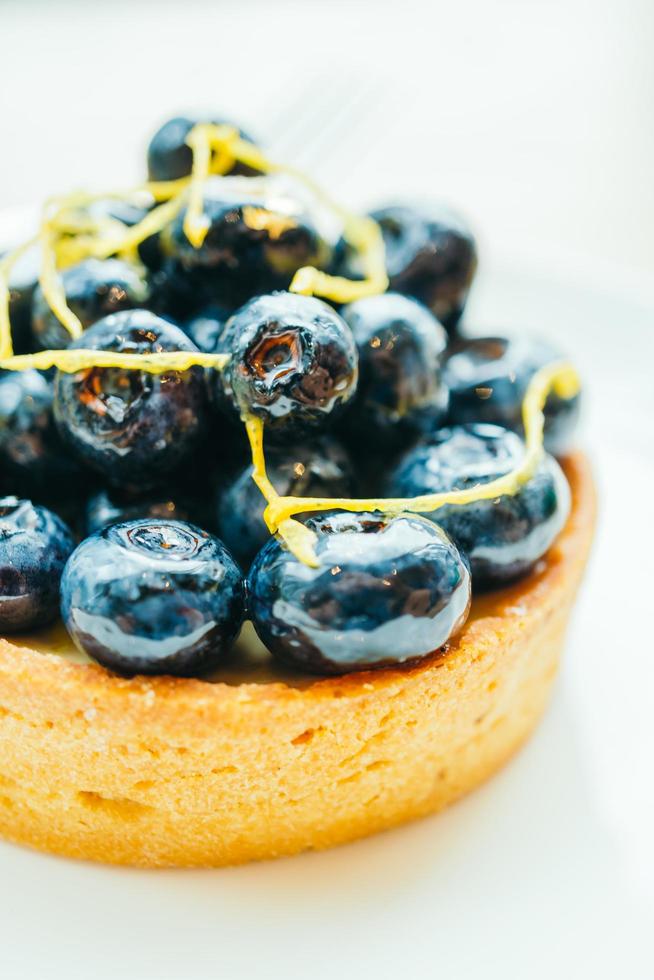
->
0, 454, 595, 867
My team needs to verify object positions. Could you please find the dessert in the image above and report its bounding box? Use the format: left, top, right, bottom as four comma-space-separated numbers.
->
0, 116, 595, 866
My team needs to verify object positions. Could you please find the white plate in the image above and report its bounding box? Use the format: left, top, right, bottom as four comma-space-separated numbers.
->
0, 224, 653, 979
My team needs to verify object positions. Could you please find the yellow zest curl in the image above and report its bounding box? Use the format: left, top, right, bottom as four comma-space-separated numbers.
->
38, 213, 84, 342
246, 362, 581, 566
56, 195, 186, 268
0, 349, 229, 375
183, 123, 239, 247
0, 123, 386, 361
243, 416, 319, 568
183, 123, 389, 303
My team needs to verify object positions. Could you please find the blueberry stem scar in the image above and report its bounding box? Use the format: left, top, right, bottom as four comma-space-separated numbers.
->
245, 362, 581, 567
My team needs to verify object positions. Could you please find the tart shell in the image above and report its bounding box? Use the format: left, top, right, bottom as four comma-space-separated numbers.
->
0, 454, 595, 868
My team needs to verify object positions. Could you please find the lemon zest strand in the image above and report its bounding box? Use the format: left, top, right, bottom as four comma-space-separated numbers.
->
244, 416, 321, 567
187, 124, 389, 303
3, 126, 387, 364
275, 518, 322, 569
110, 193, 188, 263
245, 363, 580, 566
265, 362, 579, 525
31, 180, 186, 288
241, 140, 389, 302
183, 124, 216, 247
183, 123, 238, 247
0, 349, 229, 375
53, 193, 186, 267
54, 215, 140, 268
38, 213, 84, 341
244, 415, 279, 502
51, 210, 127, 238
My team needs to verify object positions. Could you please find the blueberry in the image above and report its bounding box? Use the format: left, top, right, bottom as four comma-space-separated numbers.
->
339, 292, 448, 450
248, 511, 471, 674
216, 436, 356, 570
0, 369, 92, 503
53, 309, 209, 489
5, 244, 40, 354
443, 335, 581, 455
0, 497, 75, 632
367, 203, 477, 334
147, 114, 259, 182
386, 424, 571, 588
32, 258, 150, 350
61, 519, 245, 676
159, 175, 336, 314
184, 305, 230, 353
84, 488, 192, 535
218, 292, 358, 435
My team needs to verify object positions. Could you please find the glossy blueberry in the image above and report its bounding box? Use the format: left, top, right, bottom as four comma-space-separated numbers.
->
216, 437, 356, 570
248, 511, 471, 674
147, 114, 258, 182
8, 283, 36, 354
159, 175, 336, 314
386, 424, 571, 588
5, 244, 40, 354
219, 292, 358, 435
339, 292, 448, 450
184, 305, 230, 353
369, 203, 477, 334
53, 310, 209, 489
32, 258, 150, 350
84, 488, 191, 535
0, 369, 92, 503
442, 335, 581, 455
0, 497, 75, 632
61, 519, 245, 676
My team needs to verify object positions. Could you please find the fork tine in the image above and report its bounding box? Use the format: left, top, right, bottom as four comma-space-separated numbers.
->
265, 72, 394, 191
299, 75, 390, 179
265, 76, 341, 160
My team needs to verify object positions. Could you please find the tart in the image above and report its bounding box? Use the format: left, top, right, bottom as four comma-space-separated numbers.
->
0, 116, 595, 867
0, 453, 594, 867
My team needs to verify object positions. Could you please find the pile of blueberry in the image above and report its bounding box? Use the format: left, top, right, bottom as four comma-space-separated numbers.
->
0, 113, 579, 677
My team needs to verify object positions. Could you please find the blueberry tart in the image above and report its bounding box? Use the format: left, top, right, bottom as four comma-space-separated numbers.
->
0, 117, 595, 867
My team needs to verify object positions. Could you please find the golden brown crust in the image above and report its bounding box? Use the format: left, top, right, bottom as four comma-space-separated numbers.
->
0, 454, 596, 867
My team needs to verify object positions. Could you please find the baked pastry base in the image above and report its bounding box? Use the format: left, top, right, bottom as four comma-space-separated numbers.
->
0, 453, 595, 867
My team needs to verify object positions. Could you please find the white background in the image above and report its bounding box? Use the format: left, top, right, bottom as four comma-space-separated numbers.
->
1, 1, 653, 978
